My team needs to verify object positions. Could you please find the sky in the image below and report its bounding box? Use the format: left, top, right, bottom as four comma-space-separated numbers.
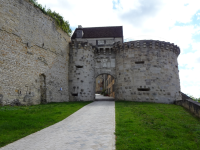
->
37, 0, 200, 98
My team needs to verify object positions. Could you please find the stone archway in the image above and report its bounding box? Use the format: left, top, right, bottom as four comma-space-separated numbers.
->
95, 73, 116, 99
94, 47, 116, 80
69, 41, 117, 101
95, 72, 116, 79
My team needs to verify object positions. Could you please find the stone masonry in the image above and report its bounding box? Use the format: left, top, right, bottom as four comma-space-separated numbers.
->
69, 39, 181, 103
0, 0, 70, 105
0, 0, 182, 105
114, 40, 181, 103
69, 42, 95, 101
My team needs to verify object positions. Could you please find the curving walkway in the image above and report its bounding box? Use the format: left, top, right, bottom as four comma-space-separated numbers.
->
1, 101, 115, 150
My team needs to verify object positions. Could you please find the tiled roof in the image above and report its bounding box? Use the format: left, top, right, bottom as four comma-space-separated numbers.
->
71, 26, 123, 39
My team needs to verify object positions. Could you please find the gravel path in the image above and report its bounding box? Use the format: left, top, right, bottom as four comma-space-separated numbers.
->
1, 101, 115, 150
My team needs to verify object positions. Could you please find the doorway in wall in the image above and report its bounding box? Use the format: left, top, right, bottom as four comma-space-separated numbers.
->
40, 74, 47, 104
95, 74, 115, 99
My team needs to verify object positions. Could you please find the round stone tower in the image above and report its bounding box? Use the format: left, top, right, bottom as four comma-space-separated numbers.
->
69, 41, 95, 101
114, 40, 181, 103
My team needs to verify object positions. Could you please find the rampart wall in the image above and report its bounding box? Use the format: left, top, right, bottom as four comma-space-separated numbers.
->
114, 40, 181, 103
0, 0, 70, 105
175, 92, 200, 118
0, 0, 182, 105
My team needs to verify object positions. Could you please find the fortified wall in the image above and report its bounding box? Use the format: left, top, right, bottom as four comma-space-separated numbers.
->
69, 41, 96, 101
0, 0, 182, 105
0, 0, 70, 105
68, 40, 117, 102
114, 40, 181, 103
68, 39, 181, 103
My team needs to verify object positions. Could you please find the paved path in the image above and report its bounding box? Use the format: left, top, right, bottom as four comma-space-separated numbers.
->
1, 101, 115, 150
95, 94, 115, 101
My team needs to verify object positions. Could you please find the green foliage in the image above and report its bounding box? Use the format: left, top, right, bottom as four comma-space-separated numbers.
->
100, 89, 108, 96
29, 0, 72, 36
104, 92, 108, 96
115, 101, 200, 150
101, 89, 106, 95
0, 102, 90, 147
187, 94, 200, 103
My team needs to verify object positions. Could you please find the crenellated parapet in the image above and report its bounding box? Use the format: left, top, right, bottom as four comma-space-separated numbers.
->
70, 40, 96, 52
113, 40, 180, 56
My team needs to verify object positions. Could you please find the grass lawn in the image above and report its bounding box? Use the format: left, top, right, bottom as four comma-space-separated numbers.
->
0, 102, 91, 147
115, 101, 200, 150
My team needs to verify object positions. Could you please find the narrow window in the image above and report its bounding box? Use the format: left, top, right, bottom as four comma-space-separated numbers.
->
72, 93, 78, 96
76, 65, 83, 68
137, 88, 150, 91
135, 61, 144, 64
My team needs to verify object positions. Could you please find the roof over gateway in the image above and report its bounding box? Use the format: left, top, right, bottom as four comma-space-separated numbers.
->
71, 26, 123, 39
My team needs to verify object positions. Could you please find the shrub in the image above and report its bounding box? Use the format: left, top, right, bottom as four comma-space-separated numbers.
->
101, 89, 106, 95
29, 0, 72, 36
104, 93, 108, 96
187, 94, 200, 103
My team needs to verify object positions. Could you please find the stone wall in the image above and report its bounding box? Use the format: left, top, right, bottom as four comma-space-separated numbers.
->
94, 47, 116, 79
0, 0, 182, 104
75, 37, 123, 47
69, 40, 181, 103
175, 93, 200, 118
0, 0, 70, 105
69, 41, 95, 101
75, 37, 121, 78
114, 40, 181, 103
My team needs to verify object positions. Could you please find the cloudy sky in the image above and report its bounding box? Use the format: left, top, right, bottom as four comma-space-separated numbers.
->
37, 0, 200, 97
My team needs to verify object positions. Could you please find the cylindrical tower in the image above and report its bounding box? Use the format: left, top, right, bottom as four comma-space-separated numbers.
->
69, 41, 95, 101
114, 40, 181, 103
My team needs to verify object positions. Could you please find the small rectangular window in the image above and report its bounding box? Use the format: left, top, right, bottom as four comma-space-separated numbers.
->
72, 93, 78, 96
76, 65, 83, 68
98, 40, 104, 45
135, 61, 144, 64
137, 88, 150, 91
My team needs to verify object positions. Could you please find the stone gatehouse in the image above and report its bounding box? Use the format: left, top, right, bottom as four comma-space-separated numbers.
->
0, 0, 181, 105
69, 26, 181, 103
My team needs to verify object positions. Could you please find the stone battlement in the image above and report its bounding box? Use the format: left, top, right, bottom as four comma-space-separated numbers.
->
0, 0, 181, 105
113, 40, 180, 56
70, 41, 96, 51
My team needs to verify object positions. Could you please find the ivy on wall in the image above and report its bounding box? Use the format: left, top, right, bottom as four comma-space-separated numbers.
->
29, 0, 72, 36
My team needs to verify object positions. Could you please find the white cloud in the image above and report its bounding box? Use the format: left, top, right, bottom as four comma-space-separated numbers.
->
37, 0, 200, 97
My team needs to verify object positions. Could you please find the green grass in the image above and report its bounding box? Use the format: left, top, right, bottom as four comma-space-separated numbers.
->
115, 101, 200, 150
0, 102, 90, 147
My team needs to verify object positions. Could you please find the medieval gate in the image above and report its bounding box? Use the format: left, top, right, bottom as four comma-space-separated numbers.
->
68, 40, 181, 104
